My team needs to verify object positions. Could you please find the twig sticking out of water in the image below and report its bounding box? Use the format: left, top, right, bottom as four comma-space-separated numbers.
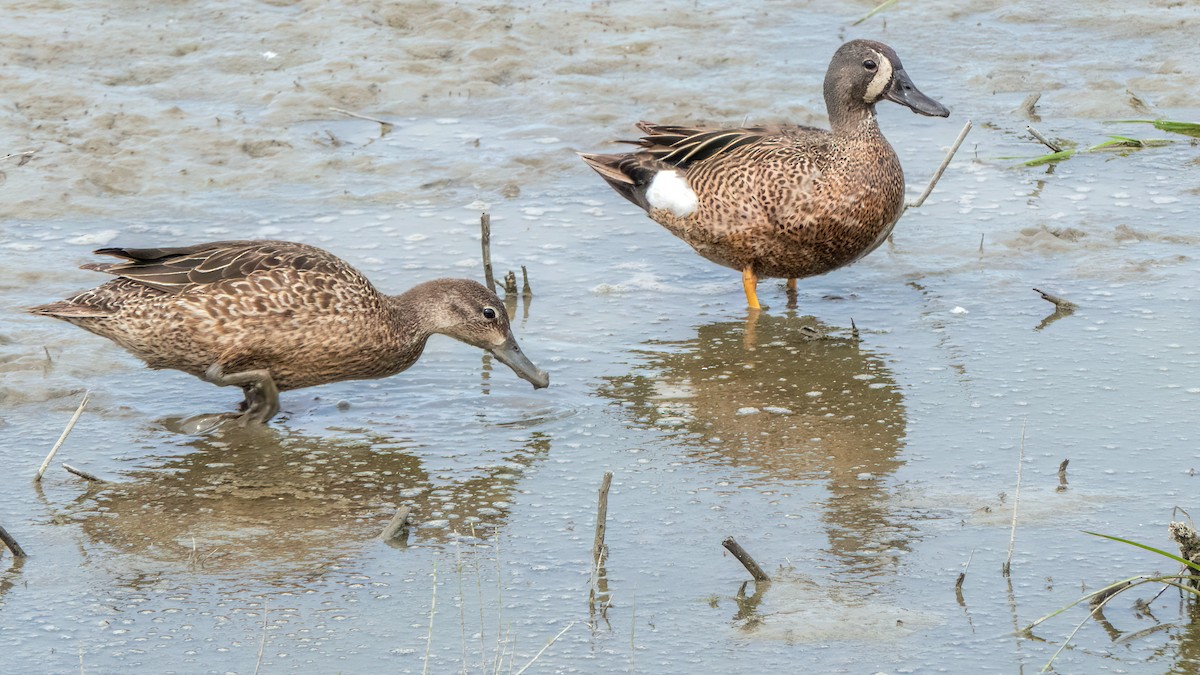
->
520, 265, 532, 300
253, 604, 269, 675
1057, 459, 1070, 492
381, 505, 413, 545
1003, 419, 1027, 577
956, 548, 975, 591
503, 270, 518, 298
423, 561, 438, 675
0, 149, 38, 165
0, 523, 27, 558
481, 213, 497, 293
1026, 125, 1062, 153
593, 472, 614, 568
328, 107, 394, 136
514, 621, 576, 675
36, 391, 91, 482
62, 464, 107, 483
955, 548, 975, 607
905, 119, 973, 210
852, 0, 899, 25
722, 536, 771, 584
1017, 93, 1042, 122
1033, 288, 1076, 311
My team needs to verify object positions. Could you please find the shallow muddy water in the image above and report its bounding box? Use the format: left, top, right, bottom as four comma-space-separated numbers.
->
3, 1, 1200, 672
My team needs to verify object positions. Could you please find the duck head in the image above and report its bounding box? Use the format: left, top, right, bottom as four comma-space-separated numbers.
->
417, 279, 550, 389
825, 39, 950, 122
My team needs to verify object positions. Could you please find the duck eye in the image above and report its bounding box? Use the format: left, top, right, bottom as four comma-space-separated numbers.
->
482, 307, 497, 320
863, 59, 877, 71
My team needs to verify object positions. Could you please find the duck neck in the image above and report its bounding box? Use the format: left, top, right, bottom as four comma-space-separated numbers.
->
825, 85, 880, 137
379, 290, 437, 373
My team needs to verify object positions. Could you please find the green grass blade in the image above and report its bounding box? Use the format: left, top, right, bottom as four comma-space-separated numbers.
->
1023, 149, 1075, 166
1084, 531, 1200, 572
1108, 119, 1200, 138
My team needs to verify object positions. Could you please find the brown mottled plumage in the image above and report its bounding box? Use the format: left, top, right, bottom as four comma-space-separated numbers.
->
31, 240, 549, 424
580, 39, 950, 309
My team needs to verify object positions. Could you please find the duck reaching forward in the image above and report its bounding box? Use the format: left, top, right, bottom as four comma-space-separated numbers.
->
580, 39, 950, 309
31, 240, 550, 424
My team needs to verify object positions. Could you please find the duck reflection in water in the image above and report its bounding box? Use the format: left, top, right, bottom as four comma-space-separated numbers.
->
68, 423, 551, 574
600, 312, 909, 579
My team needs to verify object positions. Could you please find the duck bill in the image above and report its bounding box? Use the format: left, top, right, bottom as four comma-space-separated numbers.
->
490, 337, 550, 389
885, 69, 950, 117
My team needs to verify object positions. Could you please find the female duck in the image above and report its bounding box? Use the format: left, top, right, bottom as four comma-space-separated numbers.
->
31, 240, 549, 424
580, 39, 950, 309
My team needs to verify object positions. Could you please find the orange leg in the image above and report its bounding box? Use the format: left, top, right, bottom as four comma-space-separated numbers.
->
741, 266, 761, 310
786, 278, 797, 291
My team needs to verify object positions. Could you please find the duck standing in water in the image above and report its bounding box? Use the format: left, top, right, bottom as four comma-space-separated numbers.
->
31, 240, 550, 424
580, 39, 950, 309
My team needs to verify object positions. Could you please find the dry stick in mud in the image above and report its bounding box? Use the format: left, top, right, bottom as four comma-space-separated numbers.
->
1026, 125, 1062, 153
722, 536, 771, 584
0, 524, 27, 558
903, 119, 973, 212
35, 390, 91, 482
1017, 93, 1042, 121
62, 463, 107, 483
1057, 459, 1070, 492
381, 505, 413, 544
520, 265, 533, 299
481, 212, 497, 293
593, 472, 614, 568
1003, 419, 1027, 577
329, 106, 394, 135
1034, 288, 1077, 312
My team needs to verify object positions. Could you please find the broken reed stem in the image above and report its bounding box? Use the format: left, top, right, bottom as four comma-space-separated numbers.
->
956, 548, 976, 590
0, 149, 37, 164
328, 106, 394, 133
514, 622, 576, 675
423, 561, 438, 675
253, 604, 269, 675
380, 505, 412, 542
1004, 419, 1027, 577
62, 464, 106, 483
851, 0, 899, 26
722, 536, 771, 583
503, 270, 518, 297
1026, 125, 1061, 152
520, 265, 532, 299
481, 212, 496, 293
0, 523, 27, 558
1033, 288, 1077, 311
905, 119, 973, 210
593, 472, 614, 568
36, 390, 91, 482
1017, 93, 1042, 121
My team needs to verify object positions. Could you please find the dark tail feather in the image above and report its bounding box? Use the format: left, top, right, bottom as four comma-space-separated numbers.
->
579, 152, 666, 213
28, 301, 107, 318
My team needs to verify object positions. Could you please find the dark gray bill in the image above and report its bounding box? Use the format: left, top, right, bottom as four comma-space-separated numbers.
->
491, 336, 550, 389
885, 68, 950, 117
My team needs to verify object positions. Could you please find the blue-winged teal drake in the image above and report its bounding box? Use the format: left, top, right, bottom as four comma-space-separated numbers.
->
31, 240, 550, 424
580, 39, 950, 309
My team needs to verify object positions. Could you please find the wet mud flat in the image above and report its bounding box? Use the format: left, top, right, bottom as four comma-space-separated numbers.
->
3, 0, 1200, 673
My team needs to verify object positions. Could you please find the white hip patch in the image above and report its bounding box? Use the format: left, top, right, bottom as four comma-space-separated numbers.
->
646, 170, 698, 217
